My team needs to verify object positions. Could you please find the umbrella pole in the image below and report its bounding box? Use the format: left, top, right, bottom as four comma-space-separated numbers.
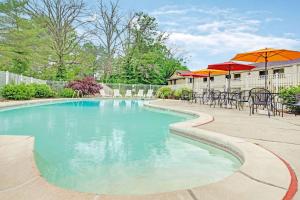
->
208, 73, 211, 92
192, 77, 195, 92
228, 70, 231, 92
265, 57, 268, 89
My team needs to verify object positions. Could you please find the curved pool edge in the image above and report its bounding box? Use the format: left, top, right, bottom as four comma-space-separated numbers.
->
145, 99, 294, 200
0, 98, 294, 200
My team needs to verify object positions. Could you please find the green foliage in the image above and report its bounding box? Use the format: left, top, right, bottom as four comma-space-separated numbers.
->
1, 84, 35, 100
174, 87, 192, 100
279, 85, 300, 112
0, 1, 186, 83
103, 12, 187, 85
58, 88, 75, 98
156, 86, 173, 99
30, 84, 55, 98
0, 0, 53, 77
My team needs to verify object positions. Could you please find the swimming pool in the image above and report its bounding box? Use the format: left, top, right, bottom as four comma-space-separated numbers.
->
0, 100, 241, 194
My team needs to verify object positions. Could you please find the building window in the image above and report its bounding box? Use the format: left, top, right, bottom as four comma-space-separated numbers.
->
203, 78, 208, 82
259, 70, 267, 78
174, 80, 176, 85
273, 68, 284, 74
234, 74, 241, 80
189, 78, 193, 83
210, 77, 214, 82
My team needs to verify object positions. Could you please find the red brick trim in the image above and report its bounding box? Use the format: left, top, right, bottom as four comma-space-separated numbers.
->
257, 144, 298, 200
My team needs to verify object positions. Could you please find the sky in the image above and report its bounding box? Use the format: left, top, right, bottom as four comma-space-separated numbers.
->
88, 0, 300, 70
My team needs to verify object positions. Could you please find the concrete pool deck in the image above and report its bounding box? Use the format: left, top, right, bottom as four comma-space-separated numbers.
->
0, 98, 298, 199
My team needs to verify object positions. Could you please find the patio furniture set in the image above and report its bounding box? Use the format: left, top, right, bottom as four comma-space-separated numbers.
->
181, 88, 300, 117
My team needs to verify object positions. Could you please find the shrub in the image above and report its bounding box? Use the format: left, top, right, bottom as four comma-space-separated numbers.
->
30, 84, 55, 98
156, 86, 173, 99
174, 87, 192, 100
279, 85, 300, 112
58, 88, 75, 98
1, 84, 35, 100
66, 77, 102, 96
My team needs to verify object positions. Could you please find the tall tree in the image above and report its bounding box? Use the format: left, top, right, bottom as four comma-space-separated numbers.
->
0, 0, 51, 75
92, 0, 128, 79
110, 12, 187, 85
27, 0, 86, 80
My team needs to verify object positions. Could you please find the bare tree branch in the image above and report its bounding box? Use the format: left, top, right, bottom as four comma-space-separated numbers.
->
26, 0, 87, 79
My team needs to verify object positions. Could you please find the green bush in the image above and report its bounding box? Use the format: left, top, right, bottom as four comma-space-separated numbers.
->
174, 87, 192, 100
30, 84, 55, 98
1, 84, 35, 100
156, 86, 173, 99
279, 85, 300, 112
58, 88, 75, 98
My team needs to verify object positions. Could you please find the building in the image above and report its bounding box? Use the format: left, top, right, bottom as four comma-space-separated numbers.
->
168, 59, 300, 92
167, 70, 191, 85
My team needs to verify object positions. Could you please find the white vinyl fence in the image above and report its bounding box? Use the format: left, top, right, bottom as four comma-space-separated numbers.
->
0, 71, 47, 87
0, 71, 163, 97
170, 73, 300, 93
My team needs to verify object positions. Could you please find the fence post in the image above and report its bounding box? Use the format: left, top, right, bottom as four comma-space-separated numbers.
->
20, 74, 23, 83
5, 71, 9, 85
275, 73, 279, 93
30, 77, 33, 83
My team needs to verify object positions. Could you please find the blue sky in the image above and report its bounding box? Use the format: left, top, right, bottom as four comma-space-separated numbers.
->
88, 0, 300, 70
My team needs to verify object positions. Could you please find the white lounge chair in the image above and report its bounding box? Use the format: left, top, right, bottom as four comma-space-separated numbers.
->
113, 89, 122, 98
145, 89, 154, 99
125, 90, 132, 98
136, 89, 144, 98
99, 89, 110, 97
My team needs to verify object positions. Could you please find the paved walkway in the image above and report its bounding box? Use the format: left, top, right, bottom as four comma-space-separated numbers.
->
151, 99, 300, 200
0, 98, 298, 199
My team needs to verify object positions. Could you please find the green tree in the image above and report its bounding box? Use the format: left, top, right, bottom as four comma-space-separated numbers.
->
106, 12, 187, 84
0, 0, 52, 76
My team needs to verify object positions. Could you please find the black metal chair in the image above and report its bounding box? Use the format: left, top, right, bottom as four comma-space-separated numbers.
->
181, 90, 193, 103
236, 90, 250, 110
275, 93, 300, 117
292, 94, 300, 115
218, 91, 229, 108
209, 90, 221, 108
249, 88, 274, 117
198, 91, 208, 104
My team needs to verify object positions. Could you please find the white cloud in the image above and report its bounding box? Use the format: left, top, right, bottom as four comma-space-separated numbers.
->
265, 17, 283, 22
149, 5, 300, 69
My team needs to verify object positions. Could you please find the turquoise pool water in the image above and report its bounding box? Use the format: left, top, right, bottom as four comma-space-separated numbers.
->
0, 100, 241, 194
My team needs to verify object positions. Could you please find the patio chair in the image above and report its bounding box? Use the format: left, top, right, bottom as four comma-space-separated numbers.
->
197, 91, 207, 104
136, 89, 144, 98
218, 91, 229, 108
226, 90, 248, 110
99, 89, 110, 97
292, 94, 300, 115
125, 90, 132, 98
145, 89, 154, 99
113, 89, 122, 98
193, 92, 201, 103
209, 90, 221, 108
236, 90, 250, 110
249, 88, 274, 117
181, 90, 193, 102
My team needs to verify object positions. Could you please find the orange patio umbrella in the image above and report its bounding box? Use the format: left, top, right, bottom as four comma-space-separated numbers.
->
192, 69, 227, 91
231, 48, 300, 89
180, 72, 208, 92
